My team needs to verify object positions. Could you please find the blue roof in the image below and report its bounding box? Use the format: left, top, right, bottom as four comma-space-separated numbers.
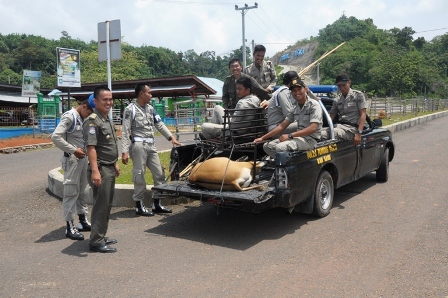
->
197, 77, 224, 97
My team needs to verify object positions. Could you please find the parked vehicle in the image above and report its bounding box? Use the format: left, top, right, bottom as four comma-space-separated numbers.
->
151, 86, 394, 217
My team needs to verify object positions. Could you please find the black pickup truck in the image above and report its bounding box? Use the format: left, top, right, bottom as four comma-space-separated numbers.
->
152, 86, 395, 217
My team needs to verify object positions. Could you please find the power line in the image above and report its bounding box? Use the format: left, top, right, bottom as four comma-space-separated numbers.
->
258, 6, 293, 43
250, 10, 291, 44
414, 27, 448, 34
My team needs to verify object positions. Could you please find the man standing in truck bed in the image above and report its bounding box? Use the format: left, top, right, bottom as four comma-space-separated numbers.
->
244, 44, 277, 93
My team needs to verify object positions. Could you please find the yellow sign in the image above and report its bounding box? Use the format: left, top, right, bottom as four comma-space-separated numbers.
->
306, 144, 337, 159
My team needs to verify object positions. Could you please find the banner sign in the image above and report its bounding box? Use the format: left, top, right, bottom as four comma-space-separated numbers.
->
22, 70, 42, 97
56, 47, 81, 87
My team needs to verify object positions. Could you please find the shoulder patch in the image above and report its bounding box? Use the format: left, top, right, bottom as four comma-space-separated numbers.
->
88, 126, 96, 135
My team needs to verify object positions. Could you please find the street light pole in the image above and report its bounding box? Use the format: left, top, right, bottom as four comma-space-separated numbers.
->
235, 3, 258, 69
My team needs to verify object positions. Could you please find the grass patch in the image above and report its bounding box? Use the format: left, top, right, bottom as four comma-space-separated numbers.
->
59, 151, 171, 185
116, 151, 171, 184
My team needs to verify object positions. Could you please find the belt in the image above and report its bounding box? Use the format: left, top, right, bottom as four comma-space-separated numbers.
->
133, 137, 154, 143
64, 152, 71, 157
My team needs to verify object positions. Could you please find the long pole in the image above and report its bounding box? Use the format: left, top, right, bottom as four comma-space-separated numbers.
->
106, 21, 113, 120
235, 3, 258, 69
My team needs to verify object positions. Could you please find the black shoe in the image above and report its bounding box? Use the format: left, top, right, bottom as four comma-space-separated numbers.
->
89, 245, 117, 253
65, 221, 84, 241
77, 214, 91, 231
105, 237, 117, 245
136, 201, 154, 216
152, 205, 172, 213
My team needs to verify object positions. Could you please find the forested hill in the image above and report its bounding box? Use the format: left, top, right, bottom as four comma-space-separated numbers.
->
0, 15, 447, 98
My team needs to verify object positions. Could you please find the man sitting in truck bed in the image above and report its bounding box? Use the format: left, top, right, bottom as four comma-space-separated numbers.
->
321, 73, 366, 146
254, 77, 322, 158
201, 76, 261, 139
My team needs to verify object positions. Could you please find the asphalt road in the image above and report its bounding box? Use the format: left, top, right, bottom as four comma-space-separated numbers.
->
1, 118, 447, 297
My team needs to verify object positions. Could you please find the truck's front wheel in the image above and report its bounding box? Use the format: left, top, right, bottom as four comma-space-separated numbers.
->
312, 170, 334, 218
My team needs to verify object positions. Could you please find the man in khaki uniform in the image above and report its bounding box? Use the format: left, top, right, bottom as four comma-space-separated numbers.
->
244, 44, 277, 92
254, 77, 322, 159
202, 77, 261, 139
222, 58, 270, 110
121, 83, 181, 217
51, 98, 94, 240
84, 86, 120, 253
322, 73, 367, 146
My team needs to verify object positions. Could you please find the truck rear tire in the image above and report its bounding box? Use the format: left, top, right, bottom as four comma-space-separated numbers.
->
376, 148, 389, 182
312, 170, 334, 218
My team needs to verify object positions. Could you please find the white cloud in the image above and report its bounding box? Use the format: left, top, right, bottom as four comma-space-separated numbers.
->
0, 0, 446, 58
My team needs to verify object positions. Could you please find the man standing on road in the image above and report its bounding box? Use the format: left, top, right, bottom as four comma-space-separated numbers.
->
51, 97, 94, 240
254, 77, 322, 159
222, 58, 270, 109
244, 44, 277, 93
84, 86, 120, 253
121, 83, 182, 217
322, 73, 367, 146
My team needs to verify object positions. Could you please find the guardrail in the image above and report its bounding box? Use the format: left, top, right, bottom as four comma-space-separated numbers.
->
369, 98, 448, 117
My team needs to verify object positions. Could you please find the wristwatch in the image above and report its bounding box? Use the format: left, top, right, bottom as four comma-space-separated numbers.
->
357, 130, 363, 134
288, 133, 293, 139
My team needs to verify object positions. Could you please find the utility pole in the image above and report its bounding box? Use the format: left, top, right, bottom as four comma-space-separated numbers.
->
235, 3, 258, 69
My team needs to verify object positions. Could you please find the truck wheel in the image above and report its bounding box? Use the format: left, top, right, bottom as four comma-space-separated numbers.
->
312, 170, 334, 218
376, 148, 389, 182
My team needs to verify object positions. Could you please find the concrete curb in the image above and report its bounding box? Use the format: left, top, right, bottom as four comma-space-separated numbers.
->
48, 167, 156, 207
47, 110, 448, 207
0, 143, 53, 154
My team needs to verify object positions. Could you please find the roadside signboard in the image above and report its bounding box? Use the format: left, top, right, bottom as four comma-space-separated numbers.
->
98, 19, 122, 62
21, 70, 41, 97
56, 47, 81, 87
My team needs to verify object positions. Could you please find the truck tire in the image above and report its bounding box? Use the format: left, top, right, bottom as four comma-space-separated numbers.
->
376, 148, 389, 182
312, 170, 334, 218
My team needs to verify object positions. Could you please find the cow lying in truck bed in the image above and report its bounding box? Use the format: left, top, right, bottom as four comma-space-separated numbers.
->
188, 157, 267, 191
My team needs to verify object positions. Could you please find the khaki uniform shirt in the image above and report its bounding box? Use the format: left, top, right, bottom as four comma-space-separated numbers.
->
121, 103, 172, 154
52, 108, 85, 154
83, 109, 118, 165
267, 86, 295, 131
330, 88, 366, 124
286, 96, 322, 140
222, 73, 270, 109
244, 60, 277, 90
231, 94, 261, 132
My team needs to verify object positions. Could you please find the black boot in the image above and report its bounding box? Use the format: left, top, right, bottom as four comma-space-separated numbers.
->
152, 199, 172, 213
65, 221, 84, 240
77, 214, 91, 231
135, 201, 154, 216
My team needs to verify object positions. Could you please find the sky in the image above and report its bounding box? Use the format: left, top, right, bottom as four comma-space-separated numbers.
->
0, 0, 447, 58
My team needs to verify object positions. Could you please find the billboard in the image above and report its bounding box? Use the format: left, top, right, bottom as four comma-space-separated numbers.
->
22, 70, 42, 97
56, 47, 81, 87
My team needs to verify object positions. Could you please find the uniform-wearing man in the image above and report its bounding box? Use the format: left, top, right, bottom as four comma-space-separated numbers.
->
121, 83, 182, 217
322, 73, 366, 146
244, 44, 277, 92
202, 77, 261, 139
84, 86, 120, 253
222, 58, 270, 110
261, 70, 299, 138
51, 97, 94, 240
254, 77, 322, 159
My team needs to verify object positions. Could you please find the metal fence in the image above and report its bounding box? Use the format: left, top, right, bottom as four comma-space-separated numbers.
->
369, 98, 448, 118
0, 106, 38, 127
